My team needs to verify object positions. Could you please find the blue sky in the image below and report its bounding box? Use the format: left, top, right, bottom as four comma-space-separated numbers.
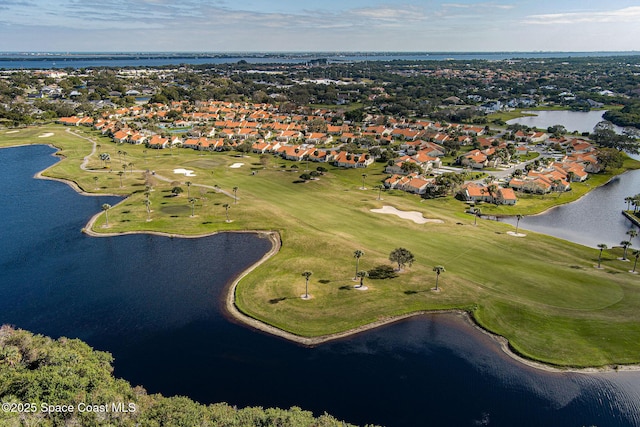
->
1, 0, 639, 52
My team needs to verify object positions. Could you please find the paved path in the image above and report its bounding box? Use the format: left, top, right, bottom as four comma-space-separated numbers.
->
66, 128, 237, 201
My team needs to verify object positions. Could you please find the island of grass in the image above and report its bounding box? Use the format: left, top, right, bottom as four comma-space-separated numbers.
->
2, 124, 640, 369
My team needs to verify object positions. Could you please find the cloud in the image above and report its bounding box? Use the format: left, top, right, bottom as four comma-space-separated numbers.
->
441, 2, 514, 10
525, 6, 640, 25
349, 5, 427, 23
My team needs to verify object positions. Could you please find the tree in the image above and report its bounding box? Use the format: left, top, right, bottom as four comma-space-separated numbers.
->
631, 250, 639, 274
117, 170, 124, 187
376, 184, 384, 200
301, 271, 313, 299
144, 199, 151, 221
353, 250, 365, 279
433, 265, 445, 291
93, 176, 99, 189
101, 203, 111, 227
515, 214, 524, 235
620, 241, 632, 260
171, 186, 183, 196
189, 198, 197, 217
592, 122, 639, 154
361, 173, 367, 190
186, 181, 192, 198
597, 243, 608, 268
233, 186, 239, 204
389, 247, 414, 271
596, 148, 624, 171
223, 203, 231, 222
355, 270, 369, 288
99, 152, 110, 168
473, 207, 481, 226
626, 229, 638, 245
625, 196, 634, 211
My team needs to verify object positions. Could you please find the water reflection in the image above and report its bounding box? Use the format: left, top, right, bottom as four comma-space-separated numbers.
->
501, 169, 640, 247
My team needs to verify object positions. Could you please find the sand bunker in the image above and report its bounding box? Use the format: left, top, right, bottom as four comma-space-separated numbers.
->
229, 163, 245, 168
38, 133, 54, 138
173, 168, 196, 177
370, 206, 443, 224
6, 130, 19, 134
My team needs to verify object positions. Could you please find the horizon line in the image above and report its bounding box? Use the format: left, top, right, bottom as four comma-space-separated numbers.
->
2, 50, 640, 55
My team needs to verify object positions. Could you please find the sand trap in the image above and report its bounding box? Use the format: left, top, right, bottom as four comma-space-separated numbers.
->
173, 168, 196, 177
230, 163, 245, 168
6, 130, 19, 134
370, 205, 444, 224
38, 132, 54, 138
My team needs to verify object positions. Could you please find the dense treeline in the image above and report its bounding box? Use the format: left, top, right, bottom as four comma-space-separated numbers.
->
0, 326, 375, 427
3, 55, 640, 128
603, 100, 640, 128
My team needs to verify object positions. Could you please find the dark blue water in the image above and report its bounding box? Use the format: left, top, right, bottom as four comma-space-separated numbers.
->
1, 51, 638, 69
2, 145, 640, 427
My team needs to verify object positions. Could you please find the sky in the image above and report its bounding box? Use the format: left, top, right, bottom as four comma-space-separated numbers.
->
1, 0, 639, 52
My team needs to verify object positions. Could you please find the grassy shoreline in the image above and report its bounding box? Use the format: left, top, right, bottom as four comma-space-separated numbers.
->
2, 124, 640, 369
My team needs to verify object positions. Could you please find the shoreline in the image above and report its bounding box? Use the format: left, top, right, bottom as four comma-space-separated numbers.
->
6, 141, 640, 375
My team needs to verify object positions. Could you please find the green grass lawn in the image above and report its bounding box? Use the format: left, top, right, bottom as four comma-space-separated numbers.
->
3, 124, 640, 368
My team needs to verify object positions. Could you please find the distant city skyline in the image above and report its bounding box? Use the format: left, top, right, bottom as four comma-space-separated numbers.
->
1, 0, 639, 53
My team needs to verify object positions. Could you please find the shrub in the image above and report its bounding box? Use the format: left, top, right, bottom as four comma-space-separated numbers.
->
367, 264, 398, 280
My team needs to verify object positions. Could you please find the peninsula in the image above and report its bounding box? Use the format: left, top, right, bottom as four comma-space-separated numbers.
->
1, 120, 638, 370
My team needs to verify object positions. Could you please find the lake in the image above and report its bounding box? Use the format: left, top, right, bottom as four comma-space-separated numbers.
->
499, 167, 640, 248
2, 144, 640, 427
507, 110, 627, 134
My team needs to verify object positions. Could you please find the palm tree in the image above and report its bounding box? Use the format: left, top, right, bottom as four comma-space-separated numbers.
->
515, 214, 523, 235
433, 265, 445, 291
223, 203, 231, 222
186, 181, 192, 198
353, 249, 365, 279
301, 271, 313, 299
233, 186, 239, 204
93, 176, 99, 189
473, 207, 481, 226
101, 203, 111, 227
117, 171, 124, 187
620, 240, 632, 260
128, 162, 134, 173
99, 152, 110, 168
626, 229, 638, 245
597, 243, 608, 268
356, 270, 369, 288
189, 198, 197, 217
631, 250, 639, 273
361, 173, 367, 190
144, 199, 151, 221
376, 184, 384, 200
625, 196, 634, 211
